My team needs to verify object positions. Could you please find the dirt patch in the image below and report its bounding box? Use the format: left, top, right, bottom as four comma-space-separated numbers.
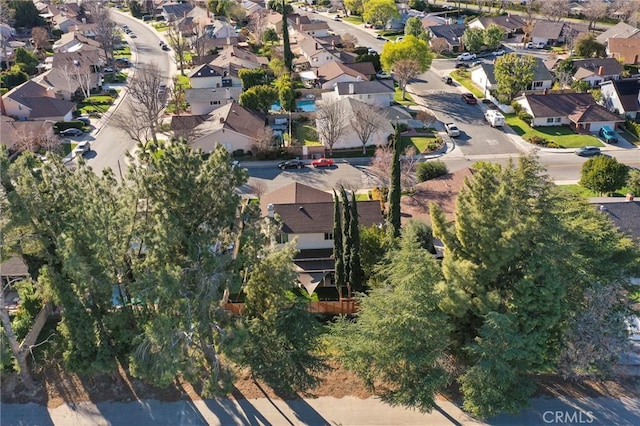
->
2, 364, 639, 408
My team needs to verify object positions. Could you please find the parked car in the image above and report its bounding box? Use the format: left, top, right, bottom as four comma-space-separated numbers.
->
455, 62, 469, 69
103, 66, 114, 73
575, 146, 602, 157
278, 159, 305, 169
444, 123, 460, 137
441, 76, 453, 85
599, 126, 618, 144
376, 71, 392, 79
333, 15, 341, 21
161, 44, 170, 51
376, 34, 386, 40
76, 116, 91, 126
526, 41, 545, 49
484, 110, 505, 127
493, 49, 506, 56
129, 33, 137, 38
73, 141, 91, 157
457, 52, 477, 61
60, 128, 83, 137
311, 158, 334, 168
461, 93, 478, 104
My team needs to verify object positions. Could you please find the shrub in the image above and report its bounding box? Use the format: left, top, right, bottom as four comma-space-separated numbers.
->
511, 101, 522, 115
546, 142, 560, 148
232, 149, 245, 157
416, 160, 448, 182
517, 111, 532, 122
625, 119, 640, 139
371, 186, 388, 202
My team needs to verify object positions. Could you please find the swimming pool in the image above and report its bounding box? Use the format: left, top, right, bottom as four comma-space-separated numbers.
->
271, 99, 317, 112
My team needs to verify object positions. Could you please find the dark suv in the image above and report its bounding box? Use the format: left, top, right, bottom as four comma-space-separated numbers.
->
441, 76, 453, 85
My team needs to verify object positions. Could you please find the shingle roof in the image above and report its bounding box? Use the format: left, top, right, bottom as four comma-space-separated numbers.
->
275, 201, 383, 234
594, 201, 640, 241
0, 256, 29, 277
316, 61, 367, 83
568, 103, 625, 124
532, 20, 564, 39
347, 62, 376, 77
473, 15, 526, 32
522, 92, 623, 123
336, 80, 394, 95
189, 64, 223, 78
51, 50, 101, 74
162, 2, 194, 17
602, 78, 640, 113
260, 182, 333, 216
572, 58, 624, 77
608, 38, 640, 65
187, 101, 266, 142
0, 116, 55, 153
596, 22, 640, 44
429, 24, 465, 45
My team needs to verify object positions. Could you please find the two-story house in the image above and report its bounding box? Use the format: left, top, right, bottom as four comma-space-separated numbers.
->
600, 78, 640, 120
298, 36, 341, 68
209, 45, 269, 70
185, 63, 243, 115
2, 80, 75, 121
315, 61, 369, 90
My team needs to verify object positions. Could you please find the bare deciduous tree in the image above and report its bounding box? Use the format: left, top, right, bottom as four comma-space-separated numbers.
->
430, 38, 449, 55
540, 0, 568, 22
169, 75, 187, 116
110, 106, 155, 147
31, 27, 49, 53
63, 64, 94, 100
191, 19, 208, 62
249, 9, 268, 44
166, 27, 190, 76
583, 0, 610, 31
350, 102, 383, 154
393, 58, 421, 100
13, 123, 61, 154
613, 0, 640, 25
316, 100, 347, 156
416, 110, 436, 129
246, 180, 268, 199
335, 178, 361, 193
341, 33, 358, 51
252, 126, 276, 155
84, 1, 118, 74
370, 143, 417, 190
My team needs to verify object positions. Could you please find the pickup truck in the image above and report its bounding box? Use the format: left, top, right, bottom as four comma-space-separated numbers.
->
445, 123, 460, 137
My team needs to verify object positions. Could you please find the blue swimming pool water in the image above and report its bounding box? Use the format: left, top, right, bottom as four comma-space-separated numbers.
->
271, 99, 317, 112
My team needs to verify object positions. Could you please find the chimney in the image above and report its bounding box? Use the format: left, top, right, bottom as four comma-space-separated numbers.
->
225, 87, 231, 99
627, 193, 635, 201
315, 42, 319, 50
349, 83, 354, 94
268, 204, 275, 218
296, 16, 301, 25
598, 66, 604, 76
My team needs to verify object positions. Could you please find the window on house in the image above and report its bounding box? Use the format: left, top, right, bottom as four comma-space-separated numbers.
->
210, 100, 221, 106
546, 118, 554, 123
324, 232, 333, 240
534, 81, 543, 88
276, 233, 289, 244
555, 118, 561, 123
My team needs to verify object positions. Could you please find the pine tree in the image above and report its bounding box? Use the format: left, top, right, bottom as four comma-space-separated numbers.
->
341, 188, 352, 297
349, 191, 364, 293
281, 0, 294, 70
333, 191, 345, 290
386, 125, 402, 240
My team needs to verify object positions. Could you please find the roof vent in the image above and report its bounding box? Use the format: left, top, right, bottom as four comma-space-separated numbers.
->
299, 206, 305, 211
599, 205, 608, 212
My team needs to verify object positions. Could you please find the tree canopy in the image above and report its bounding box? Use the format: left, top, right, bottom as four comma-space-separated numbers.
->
579, 154, 629, 195
363, 0, 399, 27
380, 35, 432, 74
493, 53, 536, 103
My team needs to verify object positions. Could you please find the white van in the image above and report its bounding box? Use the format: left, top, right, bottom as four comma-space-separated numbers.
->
484, 110, 505, 127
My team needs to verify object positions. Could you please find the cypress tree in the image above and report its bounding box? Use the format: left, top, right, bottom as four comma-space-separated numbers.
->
333, 191, 345, 291
387, 125, 402, 240
281, 0, 294, 70
349, 191, 364, 293
341, 188, 352, 297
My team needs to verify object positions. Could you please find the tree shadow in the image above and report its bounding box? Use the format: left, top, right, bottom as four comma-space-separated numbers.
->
281, 397, 330, 426
230, 384, 284, 426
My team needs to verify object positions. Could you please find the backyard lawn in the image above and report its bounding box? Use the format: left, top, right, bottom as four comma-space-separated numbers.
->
505, 115, 603, 148
294, 124, 321, 145
558, 184, 632, 198
450, 70, 484, 99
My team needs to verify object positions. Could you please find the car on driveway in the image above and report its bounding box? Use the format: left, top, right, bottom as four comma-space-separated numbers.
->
599, 126, 618, 144
376, 71, 391, 79
454, 62, 469, 69
457, 52, 477, 61
73, 141, 91, 157
461, 93, 478, 104
161, 44, 170, 51
312, 158, 334, 168
493, 49, 506, 56
278, 159, 305, 169
376, 34, 387, 40
444, 123, 460, 137
60, 128, 83, 137
575, 146, 602, 157
441, 75, 453, 85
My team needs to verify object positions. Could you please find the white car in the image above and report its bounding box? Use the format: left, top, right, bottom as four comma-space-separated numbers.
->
376, 71, 392, 79
73, 141, 91, 157
444, 122, 460, 137
493, 49, 506, 56
456, 52, 477, 61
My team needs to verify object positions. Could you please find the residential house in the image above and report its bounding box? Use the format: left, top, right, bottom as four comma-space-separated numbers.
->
265, 11, 284, 33
596, 21, 640, 46
298, 36, 341, 68
530, 20, 587, 46
185, 85, 242, 115
52, 32, 102, 54
600, 78, 640, 120
170, 101, 266, 153
514, 92, 624, 133
428, 24, 466, 53
467, 14, 526, 38
315, 61, 368, 90
55, 16, 82, 33
0, 115, 57, 158
161, 2, 195, 23
321, 80, 395, 108
400, 167, 475, 224
594, 199, 640, 243
471, 59, 553, 97
47, 49, 103, 98
189, 63, 225, 88
176, 5, 212, 35
209, 45, 269, 70
420, 14, 448, 29
346, 62, 376, 80
204, 19, 237, 40
607, 38, 640, 65
240, 0, 263, 16
572, 58, 624, 87
2, 80, 75, 121
291, 16, 331, 38
260, 182, 333, 217
315, 97, 394, 150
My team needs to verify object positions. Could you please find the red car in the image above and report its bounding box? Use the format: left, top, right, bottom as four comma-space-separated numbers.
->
311, 158, 334, 168
461, 93, 477, 104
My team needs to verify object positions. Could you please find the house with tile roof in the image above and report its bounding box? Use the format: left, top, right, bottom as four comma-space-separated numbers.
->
470, 59, 553, 97
596, 21, 640, 45
600, 78, 640, 120
514, 92, 624, 133
572, 58, 624, 87
428, 24, 465, 52
321, 80, 394, 108
170, 101, 266, 153
607, 38, 640, 65
2, 80, 75, 121
315, 61, 368, 90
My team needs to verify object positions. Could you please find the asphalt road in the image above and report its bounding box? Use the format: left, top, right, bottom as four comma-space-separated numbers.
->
83, 11, 173, 175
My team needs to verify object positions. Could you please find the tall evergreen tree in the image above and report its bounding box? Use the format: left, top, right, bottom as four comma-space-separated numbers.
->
349, 191, 364, 293
333, 191, 345, 289
341, 188, 352, 297
281, 0, 293, 70
386, 125, 402, 240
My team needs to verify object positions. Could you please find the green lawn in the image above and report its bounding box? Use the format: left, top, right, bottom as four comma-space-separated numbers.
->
394, 87, 416, 106
175, 74, 190, 88
152, 22, 171, 32
450, 70, 484, 99
331, 146, 377, 158
102, 72, 127, 84
401, 135, 440, 153
355, 193, 370, 201
558, 184, 632, 198
504, 115, 603, 148
63, 142, 77, 155
114, 46, 131, 57
295, 124, 321, 145
77, 94, 116, 115
343, 16, 363, 25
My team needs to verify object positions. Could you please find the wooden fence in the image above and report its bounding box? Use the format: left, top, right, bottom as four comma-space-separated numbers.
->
223, 299, 358, 316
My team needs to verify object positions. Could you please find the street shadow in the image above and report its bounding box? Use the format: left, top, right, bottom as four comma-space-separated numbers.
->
203, 397, 259, 426
434, 403, 464, 426
231, 384, 291, 426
